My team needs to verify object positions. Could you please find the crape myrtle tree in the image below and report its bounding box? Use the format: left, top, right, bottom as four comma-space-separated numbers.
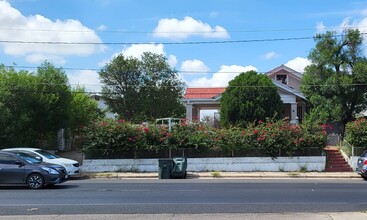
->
220, 70, 283, 127
301, 29, 367, 134
99, 52, 186, 123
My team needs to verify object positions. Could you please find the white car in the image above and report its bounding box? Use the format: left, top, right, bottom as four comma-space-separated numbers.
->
1, 148, 80, 176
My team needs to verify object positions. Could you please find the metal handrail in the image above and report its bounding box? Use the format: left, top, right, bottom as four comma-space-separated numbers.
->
343, 139, 354, 157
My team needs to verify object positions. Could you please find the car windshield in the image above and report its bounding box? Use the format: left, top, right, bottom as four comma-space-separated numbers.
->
35, 150, 60, 159
361, 151, 367, 157
15, 152, 42, 164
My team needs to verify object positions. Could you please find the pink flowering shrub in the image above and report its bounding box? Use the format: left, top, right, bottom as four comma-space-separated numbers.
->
82, 119, 146, 158
167, 119, 215, 153
82, 117, 327, 158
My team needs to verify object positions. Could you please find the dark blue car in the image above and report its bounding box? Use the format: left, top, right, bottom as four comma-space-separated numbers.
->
0, 151, 68, 189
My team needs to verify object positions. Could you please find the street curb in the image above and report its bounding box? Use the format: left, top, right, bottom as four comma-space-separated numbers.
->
77, 172, 362, 180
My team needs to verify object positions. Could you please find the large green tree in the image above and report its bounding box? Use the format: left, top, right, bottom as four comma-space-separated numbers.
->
99, 52, 186, 122
33, 62, 72, 137
0, 65, 39, 145
0, 62, 102, 147
301, 29, 367, 132
220, 70, 283, 127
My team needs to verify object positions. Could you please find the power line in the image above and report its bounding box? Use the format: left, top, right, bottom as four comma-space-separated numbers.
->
0, 36, 313, 45
4, 64, 363, 76
4, 65, 367, 87
1, 31, 365, 45
4, 65, 300, 74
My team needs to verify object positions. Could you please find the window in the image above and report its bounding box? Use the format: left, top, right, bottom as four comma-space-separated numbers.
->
35, 150, 59, 159
276, 74, 287, 84
0, 154, 18, 165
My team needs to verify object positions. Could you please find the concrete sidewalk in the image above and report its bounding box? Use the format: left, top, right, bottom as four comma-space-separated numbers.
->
79, 171, 361, 179
2, 213, 367, 220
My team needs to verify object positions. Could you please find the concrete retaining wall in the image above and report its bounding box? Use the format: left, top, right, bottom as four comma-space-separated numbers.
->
81, 156, 326, 172
349, 156, 359, 170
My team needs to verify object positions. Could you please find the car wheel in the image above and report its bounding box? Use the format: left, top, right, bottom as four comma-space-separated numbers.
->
183, 171, 187, 179
27, 173, 44, 189
363, 176, 367, 181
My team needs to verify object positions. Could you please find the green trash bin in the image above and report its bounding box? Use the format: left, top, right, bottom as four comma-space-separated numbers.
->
171, 157, 187, 179
158, 158, 173, 179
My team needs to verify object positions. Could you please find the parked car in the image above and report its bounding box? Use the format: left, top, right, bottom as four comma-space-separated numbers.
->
356, 150, 367, 180
0, 151, 68, 189
1, 148, 80, 176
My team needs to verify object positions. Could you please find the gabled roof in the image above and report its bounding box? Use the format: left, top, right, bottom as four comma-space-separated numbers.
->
266, 64, 303, 79
271, 80, 306, 100
184, 87, 225, 99
183, 82, 306, 101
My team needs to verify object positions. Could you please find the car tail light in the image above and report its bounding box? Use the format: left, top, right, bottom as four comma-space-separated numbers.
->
364, 160, 367, 165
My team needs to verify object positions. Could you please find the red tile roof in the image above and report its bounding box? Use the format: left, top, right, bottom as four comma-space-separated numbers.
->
184, 87, 226, 99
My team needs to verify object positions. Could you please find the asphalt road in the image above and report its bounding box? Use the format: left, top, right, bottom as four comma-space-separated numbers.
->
0, 178, 366, 215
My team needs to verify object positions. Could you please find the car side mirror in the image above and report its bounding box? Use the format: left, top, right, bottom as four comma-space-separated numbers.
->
35, 156, 43, 161
15, 161, 25, 167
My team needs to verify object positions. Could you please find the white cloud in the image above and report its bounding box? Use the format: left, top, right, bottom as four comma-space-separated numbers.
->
342, 17, 367, 56
285, 57, 311, 73
153, 16, 229, 40
264, 51, 278, 60
339, 17, 352, 30
343, 17, 367, 34
97, 59, 109, 68
109, 43, 177, 68
0, 1, 104, 63
321, 16, 367, 56
316, 22, 326, 33
67, 70, 101, 92
167, 55, 177, 68
120, 43, 165, 59
180, 59, 209, 74
188, 65, 257, 87
25, 54, 65, 65
97, 24, 107, 31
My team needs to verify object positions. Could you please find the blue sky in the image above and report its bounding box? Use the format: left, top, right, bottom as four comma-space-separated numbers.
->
1, 0, 367, 92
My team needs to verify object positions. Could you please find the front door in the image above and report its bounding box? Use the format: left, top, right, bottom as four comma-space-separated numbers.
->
0, 154, 25, 184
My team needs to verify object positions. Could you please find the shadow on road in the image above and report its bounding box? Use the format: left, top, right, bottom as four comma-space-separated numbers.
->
0, 184, 79, 190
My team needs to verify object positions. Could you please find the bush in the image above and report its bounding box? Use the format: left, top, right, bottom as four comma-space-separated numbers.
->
82, 118, 327, 159
345, 118, 367, 148
168, 119, 215, 153
82, 119, 147, 158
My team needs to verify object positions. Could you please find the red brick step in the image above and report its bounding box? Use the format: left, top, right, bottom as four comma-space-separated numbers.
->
324, 147, 352, 172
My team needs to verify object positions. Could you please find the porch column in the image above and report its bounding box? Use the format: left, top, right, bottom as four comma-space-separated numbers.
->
186, 104, 193, 121
290, 103, 298, 124
195, 107, 200, 121
301, 104, 306, 122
